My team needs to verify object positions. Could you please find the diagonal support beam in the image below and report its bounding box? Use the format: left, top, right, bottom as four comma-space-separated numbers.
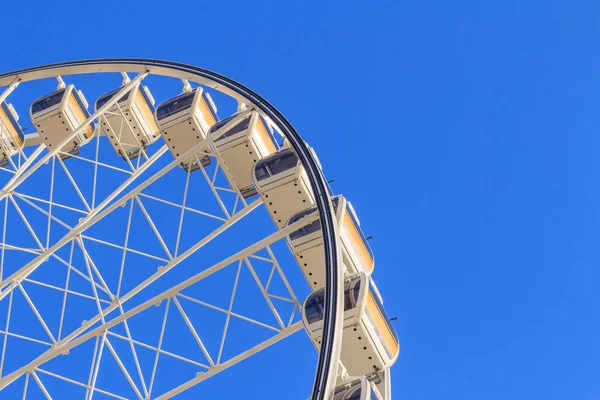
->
0, 108, 252, 300
0, 72, 149, 201
156, 322, 302, 399
0, 212, 318, 390
0, 144, 168, 300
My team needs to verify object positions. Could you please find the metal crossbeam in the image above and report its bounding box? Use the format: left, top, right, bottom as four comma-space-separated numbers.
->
0, 212, 317, 390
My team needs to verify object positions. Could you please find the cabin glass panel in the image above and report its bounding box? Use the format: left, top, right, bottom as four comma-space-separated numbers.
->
305, 277, 361, 324
31, 89, 65, 115
156, 92, 195, 120
211, 114, 252, 139
255, 149, 298, 182
347, 387, 362, 400
289, 207, 319, 240
96, 88, 131, 109
289, 197, 340, 240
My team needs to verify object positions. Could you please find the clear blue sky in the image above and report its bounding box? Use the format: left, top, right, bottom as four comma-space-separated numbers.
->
1, 0, 599, 399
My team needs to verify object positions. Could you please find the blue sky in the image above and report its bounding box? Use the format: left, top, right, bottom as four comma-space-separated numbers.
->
1, 0, 599, 399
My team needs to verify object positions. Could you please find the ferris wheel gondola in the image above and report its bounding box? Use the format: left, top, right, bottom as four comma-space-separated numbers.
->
287, 195, 375, 289
211, 110, 278, 198
303, 273, 399, 377
95, 82, 160, 160
0, 59, 398, 400
155, 87, 218, 171
30, 84, 95, 159
253, 147, 330, 228
329, 372, 390, 400
0, 101, 24, 167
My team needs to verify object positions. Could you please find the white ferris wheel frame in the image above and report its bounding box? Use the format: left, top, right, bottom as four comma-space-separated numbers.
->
0, 59, 345, 400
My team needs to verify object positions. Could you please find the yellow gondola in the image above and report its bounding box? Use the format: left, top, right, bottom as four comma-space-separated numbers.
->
96, 83, 160, 160
30, 84, 94, 159
0, 102, 25, 167
252, 148, 324, 228
302, 274, 399, 377
287, 195, 374, 289
155, 88, 218, 171
212, 111, 278, 198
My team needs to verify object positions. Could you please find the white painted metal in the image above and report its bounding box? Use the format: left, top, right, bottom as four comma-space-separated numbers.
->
212, 110, 279, 198
0, 212, 318, 395
287, 195, 375, 290
302, 274, 400, 378
0, 61, 352, 400
96, 82, 160, 160
253, 148, 316, 229
155, 88, 217, 171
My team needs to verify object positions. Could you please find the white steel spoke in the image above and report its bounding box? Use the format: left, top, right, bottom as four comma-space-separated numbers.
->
56, 157, 91, 212
0, 77, 20, 104
77, 237, 114, 301
78, 238, 108, 324
0, 144, 169, 300
46, 157, 56, 249
0, 288, 13, 377
217, 260, 242, 364
0, 119, 231, 300
172, 296, 214, 367
16, 282, 56, 344
0, 197, 7, 281
155, 322, 303, 399
86, 333, 106, 400
21, 372, 29, 400
15, 192, 87, 215
23, 278, 111, 305
195, 154, 230, 219
173, 169, 191, 257
31, 371, 52, 400
0, 211, 317, 390
175, 293, 280, 333
103, 337, 144, 400
13, 193, 74, 232
0, 68, 328, 400
243, 257, 285, 329
147, 298, 170, 399
137, 193, 227, 222
81, 235, 169, 264
114, 311, 148, 398
0, 330, 53, 347
59, 150, 133, 176
266, 245, 303, 318
8, 195, 45, 250
35, 368, 128, 400
91, 125, 101, 208
0, 73, 149, 201
134, 197, 173, 260
116, 198, 135, 298
104, 330, 210, 370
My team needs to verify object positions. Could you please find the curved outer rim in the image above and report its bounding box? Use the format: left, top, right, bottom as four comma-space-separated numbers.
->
0, 58, 344, 400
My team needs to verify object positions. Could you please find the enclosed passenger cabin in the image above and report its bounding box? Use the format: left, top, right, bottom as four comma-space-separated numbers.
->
252, 148, 317, 229
30, 84, 94, 159
287, 195, 375, 289
155, 88, 218, 172
212, 111, 278, 198
302, 274, 399, 377
330, 376, 385, 400
0, 102, 25, 167
96, 83, 160, 160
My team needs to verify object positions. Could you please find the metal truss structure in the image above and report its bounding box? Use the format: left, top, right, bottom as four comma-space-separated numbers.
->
0, 60, 344, 399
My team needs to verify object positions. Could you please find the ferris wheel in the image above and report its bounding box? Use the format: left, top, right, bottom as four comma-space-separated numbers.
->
0, 59, 399, 399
